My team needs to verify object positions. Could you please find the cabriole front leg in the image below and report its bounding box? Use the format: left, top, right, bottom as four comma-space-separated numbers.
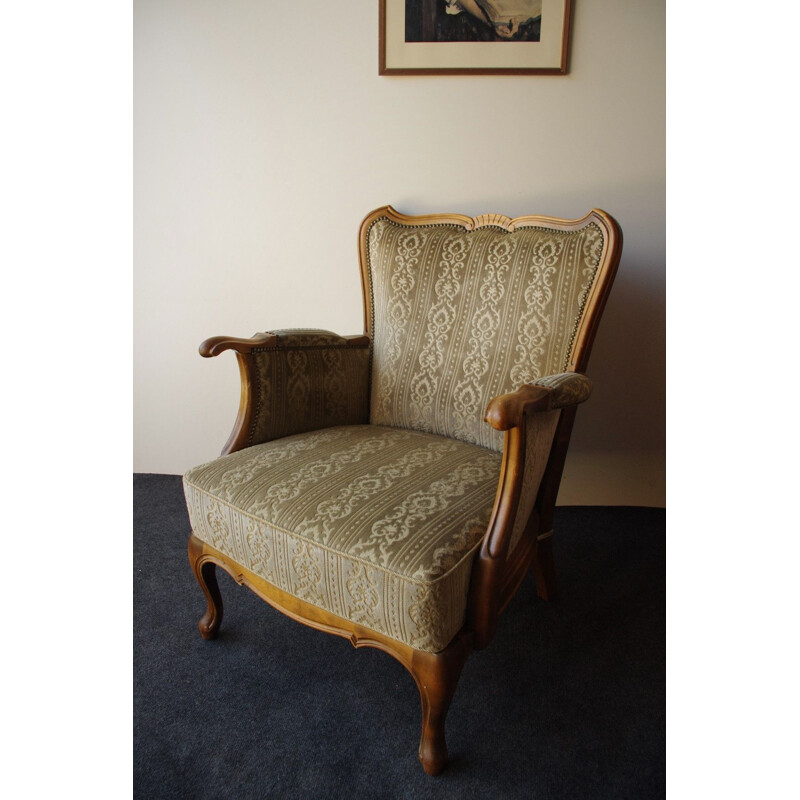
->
410, 634, 472, 775
188, 534, 224, 640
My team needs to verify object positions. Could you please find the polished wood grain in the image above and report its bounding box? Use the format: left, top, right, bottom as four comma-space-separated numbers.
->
484, 384, 553, 430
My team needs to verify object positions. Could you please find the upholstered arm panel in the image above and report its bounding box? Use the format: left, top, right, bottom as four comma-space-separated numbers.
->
531, 372, 592, 407
201, 329, 370, 453
247, 329, 370, 447
503, 409, 562, 558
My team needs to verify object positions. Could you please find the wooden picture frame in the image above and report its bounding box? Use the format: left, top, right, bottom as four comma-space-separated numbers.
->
380, 0, 572, 75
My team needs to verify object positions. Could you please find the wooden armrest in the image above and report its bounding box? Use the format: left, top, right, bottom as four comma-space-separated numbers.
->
200, 331, 369, 358
484, 373, 593, 431
484, 385, 552, 431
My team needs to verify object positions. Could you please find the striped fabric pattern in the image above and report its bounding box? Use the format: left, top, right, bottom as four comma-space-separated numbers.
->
184, 424, 502, 652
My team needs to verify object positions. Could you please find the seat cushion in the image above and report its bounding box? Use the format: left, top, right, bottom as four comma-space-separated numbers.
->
183, 425, 502, 652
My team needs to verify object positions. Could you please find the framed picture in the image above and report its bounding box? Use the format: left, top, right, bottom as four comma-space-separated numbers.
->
380, 0, 572, 75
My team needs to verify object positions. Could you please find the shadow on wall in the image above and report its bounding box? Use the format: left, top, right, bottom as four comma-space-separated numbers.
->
573, 257, 665, 455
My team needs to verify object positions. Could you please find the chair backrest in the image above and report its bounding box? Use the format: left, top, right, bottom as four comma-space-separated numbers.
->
359, 207, 621, 452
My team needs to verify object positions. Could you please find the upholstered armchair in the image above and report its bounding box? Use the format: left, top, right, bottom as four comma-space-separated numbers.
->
183, 206, 622, 774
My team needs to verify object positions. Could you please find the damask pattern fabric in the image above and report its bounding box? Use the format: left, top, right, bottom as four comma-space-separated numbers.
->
365, 218, 605, 451
184, 425, 502, 653
248, 330, 370, 447
531, 372, 593, 408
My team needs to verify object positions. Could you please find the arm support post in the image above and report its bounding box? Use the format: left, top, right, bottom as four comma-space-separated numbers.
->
467, 372, 593, 649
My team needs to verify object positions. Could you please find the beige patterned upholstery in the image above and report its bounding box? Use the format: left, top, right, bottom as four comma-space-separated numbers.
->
184, 425, 501, 652
365, 218, 605, 451
248, 330, 369, 446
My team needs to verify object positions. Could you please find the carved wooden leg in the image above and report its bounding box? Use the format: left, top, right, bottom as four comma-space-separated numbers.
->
531, 532, 557, 601
409, 634, 472, 776
188, 534, 223, 640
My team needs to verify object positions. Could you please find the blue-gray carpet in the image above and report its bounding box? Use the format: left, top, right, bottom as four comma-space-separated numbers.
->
134, 474, 664, 799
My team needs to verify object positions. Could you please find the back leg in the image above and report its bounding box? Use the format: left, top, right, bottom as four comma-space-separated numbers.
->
531, 532, 557, 601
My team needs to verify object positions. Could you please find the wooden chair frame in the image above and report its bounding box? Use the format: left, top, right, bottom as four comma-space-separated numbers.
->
188, 206, 622, 774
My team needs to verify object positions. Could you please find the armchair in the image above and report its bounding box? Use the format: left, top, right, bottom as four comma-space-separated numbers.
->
183, 206, 622, 774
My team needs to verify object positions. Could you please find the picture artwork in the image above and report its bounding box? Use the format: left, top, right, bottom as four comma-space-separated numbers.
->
380, 0, 569, 75
405, 1, 543, 43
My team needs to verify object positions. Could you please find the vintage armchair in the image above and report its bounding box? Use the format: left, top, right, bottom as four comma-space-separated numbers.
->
183, 206, 622, 774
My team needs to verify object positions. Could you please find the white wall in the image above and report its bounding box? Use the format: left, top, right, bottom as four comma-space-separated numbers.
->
133, 0, 665, 506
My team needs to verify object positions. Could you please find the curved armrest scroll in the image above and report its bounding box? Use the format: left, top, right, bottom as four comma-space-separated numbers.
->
484, 372, 592, 431
200, 331, 370, 358
199, 332, 276, 357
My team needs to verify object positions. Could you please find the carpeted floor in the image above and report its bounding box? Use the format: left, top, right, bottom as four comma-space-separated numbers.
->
134, 473, 664, 799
